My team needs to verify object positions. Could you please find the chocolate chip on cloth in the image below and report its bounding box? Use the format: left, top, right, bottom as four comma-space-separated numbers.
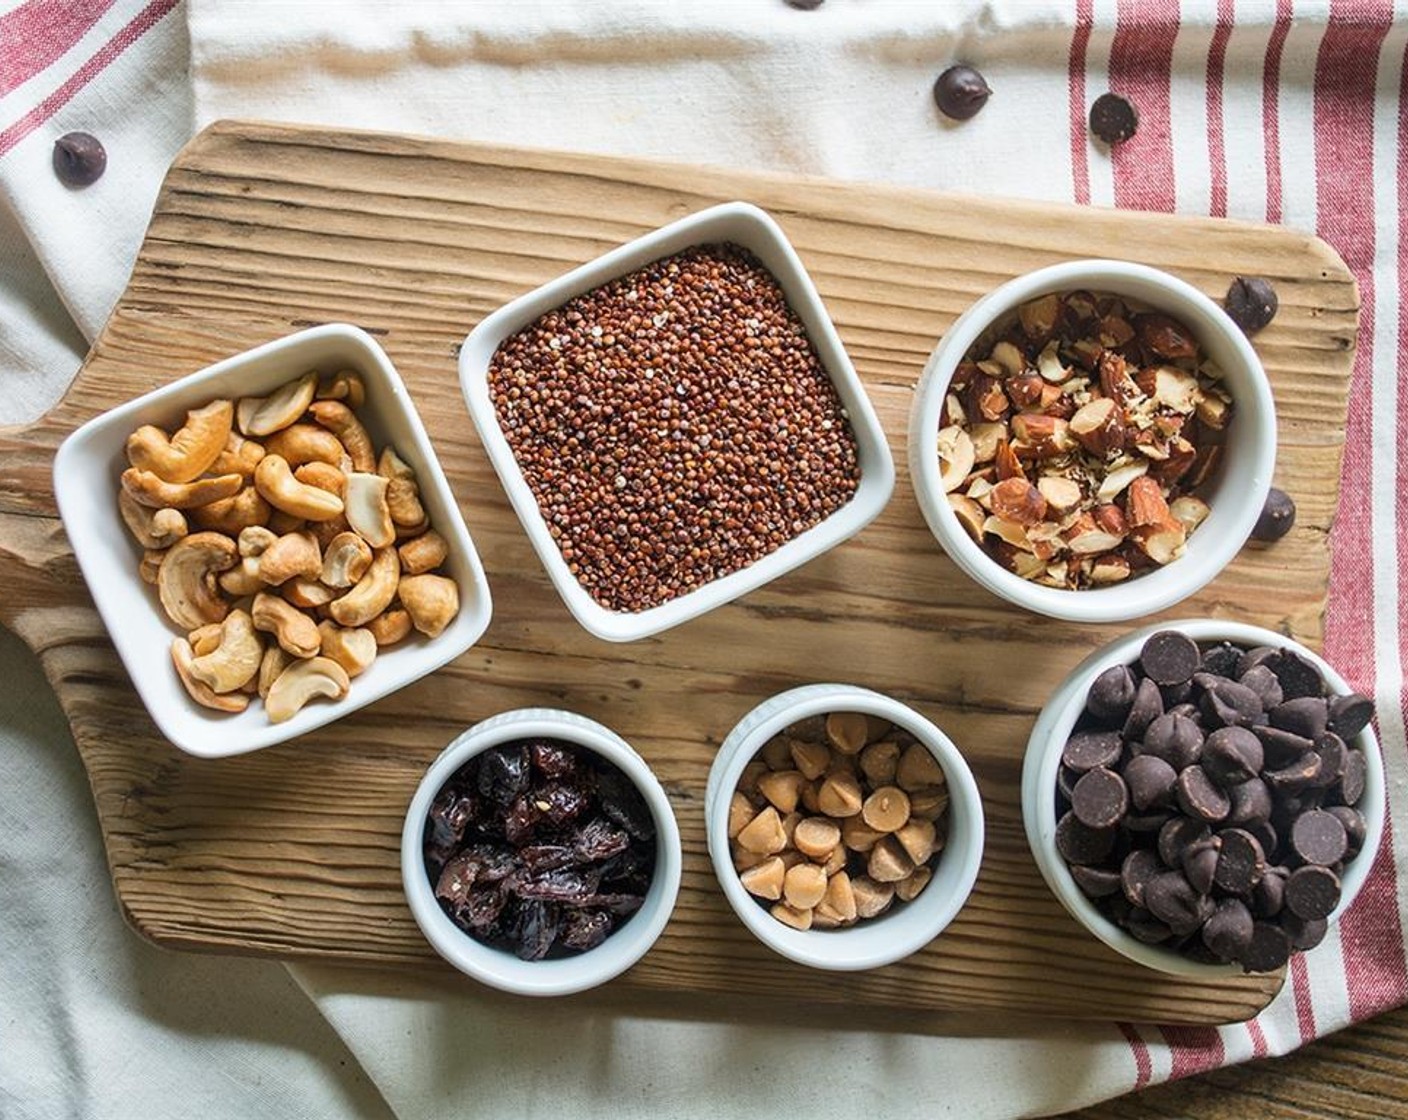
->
1089, 92, 1139, 144
52, 131, 106, 187
933, 64, 993, 121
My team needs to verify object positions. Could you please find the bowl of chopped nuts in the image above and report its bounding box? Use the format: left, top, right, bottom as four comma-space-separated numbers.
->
1022, 621, 1383, 975
53, 323, 493, 757
705, 684, 984, 971
459, 201, 894, 643
909, 260, 1276, 622
402, 707, 682, 996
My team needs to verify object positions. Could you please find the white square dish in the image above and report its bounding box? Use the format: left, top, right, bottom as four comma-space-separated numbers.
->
53, 323, 493, 757
458, 201, 894, 643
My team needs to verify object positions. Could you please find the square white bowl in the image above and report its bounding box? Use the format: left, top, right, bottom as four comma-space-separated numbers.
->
458, 201, 894, 643
54, 323, 493, 758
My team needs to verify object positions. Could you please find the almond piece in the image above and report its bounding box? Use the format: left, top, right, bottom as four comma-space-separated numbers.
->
1095, 459, 1149, 502
1036, 342, 1071, 383
1132, 516, 1188, 565
990, 340, 1027, 377
1037, 475, 1083, 514
1065, 514, 1126, 556
1089, 554, 1133, 584
1126, 475, 1172, 527
994, 438, 1026, 481
1020, 294, 1061, 339
1006, 373, 1045, 409
1151, 366, 1202, 413
983, 515, 1034, 552
1196, 392, 1231, 430
990, 478, 1048, 527
937, 425, 976, 493
968, 372, 1010, 422
1069, 397, 1126, 456
1169, 495, 1211, 532
948, 494, 986, 542
1011, 413, 1075, 459
1092, 503, 1129, 538
968, 421, 1006, 463
1098, 351, 1142, 407
1136, 312, 1199, 360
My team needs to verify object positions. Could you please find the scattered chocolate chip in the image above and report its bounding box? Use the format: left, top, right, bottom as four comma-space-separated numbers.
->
52, 131, 106, 187
1291, 809, 1349, 867
1328, 692, 1375, 739
1140, 630, 1201, 686
1214, 828, 1266, 893
1202, 726, 1264, 788
1125, 753, 1178, 811
1176, 765, 1230, 823
1145, 871, 1214, 936
1183, 836, 1221, 895
1062, 729, 1124, 773
1089, 92, 1139, 145
933, 64, 992, 120
1285, 865, 1341, 921
1250, 486, 1296, 541
1121, 849, 1165, 908
1123, 677, 1165, 740
1056, 810, 1116, 864
1238, 921, 1292, 972
1202, 897, 1254, 960
1070, 864, 1124, 899
1072, 767, 1130, 829
1087, 665, 1137, 725
1225, 276, 1279, 335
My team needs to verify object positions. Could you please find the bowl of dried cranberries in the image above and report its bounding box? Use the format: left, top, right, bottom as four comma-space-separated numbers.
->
401, 708, 682, 996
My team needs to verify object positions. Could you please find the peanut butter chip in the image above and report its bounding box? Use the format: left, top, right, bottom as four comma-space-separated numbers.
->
825, 711, 869, 754
757, 769, 807, 814
793, 817, 841, 859
816, 772, 864, 817
841, 815, 885, 853
896, 743, 946, 791
851, 876, 896, 919
790, 738, 832, 780
784, 863, 828, 910
770, 902, 814, 931
740, 857, 786, 900
760, 735, 794, 771
824, 870, 858, 923
736, 806, 787, 855
868, 836, 916, 883
861, 786, 911, 833
859, 740, 901, 786
896, 818, 938, 864
896, 865, 934, 902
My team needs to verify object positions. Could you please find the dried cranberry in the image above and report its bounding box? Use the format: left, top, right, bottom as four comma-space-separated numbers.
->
511, 868, 602, 903
529, 739, 579, 780
572, 817, 630, 862
519, 844, 575, 873
534, 781, 592, 827
559, 909, 614, 952
460, 886, 507, 935
435, 853, 480, 909
508, 899, 561, 961
597, 768, 655, 840
477, 745, 530, 804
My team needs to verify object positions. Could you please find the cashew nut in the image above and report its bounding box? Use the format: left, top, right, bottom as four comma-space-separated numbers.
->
309, 513, 351, 550
397, 530, 447, 576
283, 577, 335, 608
265, 656, 350, 723
191, 486, 271, 535
328, 547, 399, 628
367, 608, 412, 647
342, 472, 395, 548
251, 591, 322, 659
188, 622, 224, 657
189, 609, 263, 693
237, 525, 279, 557
172, 638, 250, 714
377, 446, 414, 481
317, 622, 377, 678
293, 461, 347, 499
218, 557, 265, 598
139, 549, 166, 585
254, 454, 344, 521
321, 531, 373, 588
257, 530, 322, 586
126, 399, 233, 483
237, 371, 317, 437
156, 532, 237, 630
385, 476, 426, 529
210, 431, 265, 479
268, 510, 307, 536
308, 400, 375, 472
265, 424, 345, 469
398, 573, 460, 638
258, 645, 291, 699
316, 370, 366, 409
119, 490, 188, 549
122, 467, 242, 510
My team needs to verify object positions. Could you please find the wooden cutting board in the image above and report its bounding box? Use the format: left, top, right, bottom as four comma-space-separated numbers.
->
0, 120, 1358, 1025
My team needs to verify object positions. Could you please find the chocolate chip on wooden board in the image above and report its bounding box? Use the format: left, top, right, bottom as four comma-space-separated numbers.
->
1225, 276, 1279, 335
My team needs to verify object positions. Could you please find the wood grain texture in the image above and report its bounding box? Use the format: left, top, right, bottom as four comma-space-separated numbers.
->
0, 120, 1359, 1024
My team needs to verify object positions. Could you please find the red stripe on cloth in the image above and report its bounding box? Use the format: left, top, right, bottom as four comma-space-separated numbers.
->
1290, 952, 1318, 1043
1313, 0, 1407, 1024
1069, 0, 1095, 205
1108, 0, 1180, 213
1245, 1017, 1269, 1058
0, 0, 115, 97
1262, 0, 1292, 223
0, 0, 178, 160
1206, 0, 1235, 217
1117, 1022, 1153, 1090
1160, 1025, 1226, 1080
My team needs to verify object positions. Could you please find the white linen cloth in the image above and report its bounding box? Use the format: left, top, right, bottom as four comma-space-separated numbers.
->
4, 1, 1408, 1117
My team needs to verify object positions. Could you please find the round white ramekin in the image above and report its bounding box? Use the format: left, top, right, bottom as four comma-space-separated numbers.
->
705, 683, 984, 971
909, 260, 1277, 623
402, 708, 682, 996
1022, 619, 1385, 976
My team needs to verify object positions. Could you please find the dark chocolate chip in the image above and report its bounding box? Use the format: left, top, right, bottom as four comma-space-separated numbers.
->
1140, 630, 1201, 686
1237, 664, 1284, 709
1145, 871, 1215, 936
1176, 765, 1230, 824
1226, 777, 1273, 827
1062, 729, 1124, 773
1225, 276, 1279, 335
1089, 91, 1139, 145
1087, 664, 1137, 725
1123, 907, 1174, 944
1158, 816, 1211, 869
1125, 809, 1174, 833
1056, 810, 1116, 865
1338, 748, 1367, 806
1215, 828, 1267, 893
1123, 677, 1165, 740
1248, 486, 1296, 541
52, 131, 106, 187
1284, 911, 1329, 952
1167, 701, 1202, 724
1328, 692, 1374, 740
1201, 641, 1242, 678
1141, 713, 1204, 769
1121, 848, 1165, 908
1291, 809, 1349, 867
1267, 650, 1323, 702
933, 64, 992, 120
1253, 723, 1316, 769
1201, 897, 1254, 961
1125, 754, 1178, 811
1235, 645, 1279, 679
1248, 820, 1280, 863
1252, 866, 1287, 917
1072, 767, 1129, 829
1238, 921, 1292, 972
1183, 837, 1221, 895
1285, 864, 1341, 921
1264, 751, 1323, 797
1198, 676, 1264, 729
1326, 805, 1367, 854
1270, 696, 1329, 741
1310, 732, 1347, 789
784, 0, 825, 8
1160, 680, 1194, 708
1058, 763, 1080, 805
1202, 726, 1264, 788
1070, 864, 1124, 899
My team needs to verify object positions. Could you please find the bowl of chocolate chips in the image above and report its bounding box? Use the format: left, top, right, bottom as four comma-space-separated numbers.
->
1022, 621, 1382, 975
402, 708, 682, 996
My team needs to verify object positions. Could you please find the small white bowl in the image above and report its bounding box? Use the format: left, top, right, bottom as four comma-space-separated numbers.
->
401, 708, 682, 996
705, 684, 984, 971
1022, 619, 1385, 975
909, 260, 1277, 623
53, 324, 493, 757
458, 201, 895, 643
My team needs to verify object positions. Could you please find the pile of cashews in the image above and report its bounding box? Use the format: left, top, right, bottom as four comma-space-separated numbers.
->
118, 369, 461, 724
